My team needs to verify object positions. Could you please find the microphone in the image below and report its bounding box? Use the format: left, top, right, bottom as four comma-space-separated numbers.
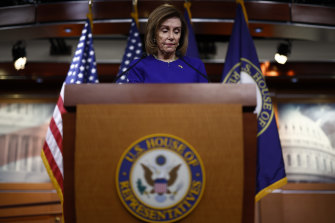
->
176, 52, 210, 83
114, 52, 147, 83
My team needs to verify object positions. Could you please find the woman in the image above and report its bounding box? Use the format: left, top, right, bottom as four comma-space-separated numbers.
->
126, 4, 208, 83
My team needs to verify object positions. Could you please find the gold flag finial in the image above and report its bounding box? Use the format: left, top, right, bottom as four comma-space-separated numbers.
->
236, 0, 249, 23
131, 0, 139, 27
87, 0, 94, 30
184, 0, 192, 21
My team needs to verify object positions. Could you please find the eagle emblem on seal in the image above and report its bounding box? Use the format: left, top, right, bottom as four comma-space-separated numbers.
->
136, 155, 183, 203
141, 163, 181, 195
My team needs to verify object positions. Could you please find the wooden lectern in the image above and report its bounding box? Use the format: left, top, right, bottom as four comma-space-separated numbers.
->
63, 83, 257, 223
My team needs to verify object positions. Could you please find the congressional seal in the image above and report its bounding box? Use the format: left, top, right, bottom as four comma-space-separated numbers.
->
116, 134, 205, 222
222, 57, 274, 136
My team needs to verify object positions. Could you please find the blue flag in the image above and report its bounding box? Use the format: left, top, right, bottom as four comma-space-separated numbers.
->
116, 18, 143, 83
222, 2, 287, 201
184, 9, 200, 58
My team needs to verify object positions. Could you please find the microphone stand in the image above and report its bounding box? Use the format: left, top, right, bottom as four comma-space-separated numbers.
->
113, 53, 147, 83
178, 55, 210, 83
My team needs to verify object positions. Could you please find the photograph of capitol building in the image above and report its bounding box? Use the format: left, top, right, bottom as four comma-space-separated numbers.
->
2, 102, 335, 184
278, 103, 335, 183
0, 103, 54, 183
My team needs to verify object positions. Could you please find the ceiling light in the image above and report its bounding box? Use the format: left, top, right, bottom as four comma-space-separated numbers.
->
12, 41, 27, 70
64, 28, 72, 33
274, 53, 287, 65
291, 77, 298, 83
254, 27, 263, 33
274, 40, 291, 65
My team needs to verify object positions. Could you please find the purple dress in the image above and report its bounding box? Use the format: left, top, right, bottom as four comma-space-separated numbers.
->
127, 55, 208, 83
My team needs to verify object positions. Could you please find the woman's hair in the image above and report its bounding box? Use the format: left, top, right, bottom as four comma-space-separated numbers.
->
145, 4, 188, 56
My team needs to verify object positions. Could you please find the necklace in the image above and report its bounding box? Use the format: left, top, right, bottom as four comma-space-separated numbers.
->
153, 54, 178, 63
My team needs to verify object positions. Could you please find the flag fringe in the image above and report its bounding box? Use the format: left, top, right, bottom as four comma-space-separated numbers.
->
255, 177, 287, 202
41, 150, 64, 210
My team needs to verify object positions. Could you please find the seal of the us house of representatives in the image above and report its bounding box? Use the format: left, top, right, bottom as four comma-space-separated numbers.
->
116, 133, 205, 222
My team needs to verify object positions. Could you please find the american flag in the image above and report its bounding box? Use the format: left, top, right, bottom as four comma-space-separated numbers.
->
41, 19, 99, 202
116, 18, 143, 83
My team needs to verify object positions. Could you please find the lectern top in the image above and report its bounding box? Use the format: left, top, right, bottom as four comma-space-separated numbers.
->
64, 83, 256, 110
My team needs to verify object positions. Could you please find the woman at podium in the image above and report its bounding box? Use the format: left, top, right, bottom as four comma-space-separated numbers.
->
126, 4, 208, 83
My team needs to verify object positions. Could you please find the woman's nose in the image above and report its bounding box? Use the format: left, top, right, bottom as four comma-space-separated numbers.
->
168, 31, 174, 39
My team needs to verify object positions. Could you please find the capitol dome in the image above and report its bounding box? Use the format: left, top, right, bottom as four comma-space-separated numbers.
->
278, 108, 335, 182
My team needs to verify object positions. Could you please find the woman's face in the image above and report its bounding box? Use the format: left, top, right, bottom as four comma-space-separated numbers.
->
156, 17, 181, 57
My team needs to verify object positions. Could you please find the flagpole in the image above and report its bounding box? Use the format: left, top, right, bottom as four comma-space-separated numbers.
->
236, 0, 248, 23
87, 0, 94, 30
184, 0, 192, 21
131, 0, 139, 28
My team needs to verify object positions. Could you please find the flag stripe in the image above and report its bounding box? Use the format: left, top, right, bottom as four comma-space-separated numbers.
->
41, 150, 64, 209
49, 116, 63, 154
57, 90, 67, 115
42, 143, 64, 190
53, 103, 64, 133
45, 126, 64, 176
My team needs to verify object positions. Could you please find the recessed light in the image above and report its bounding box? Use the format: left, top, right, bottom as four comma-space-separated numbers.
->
64, 28, 72, 33
254, 27, 263, 33
291, 77, 298, 83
